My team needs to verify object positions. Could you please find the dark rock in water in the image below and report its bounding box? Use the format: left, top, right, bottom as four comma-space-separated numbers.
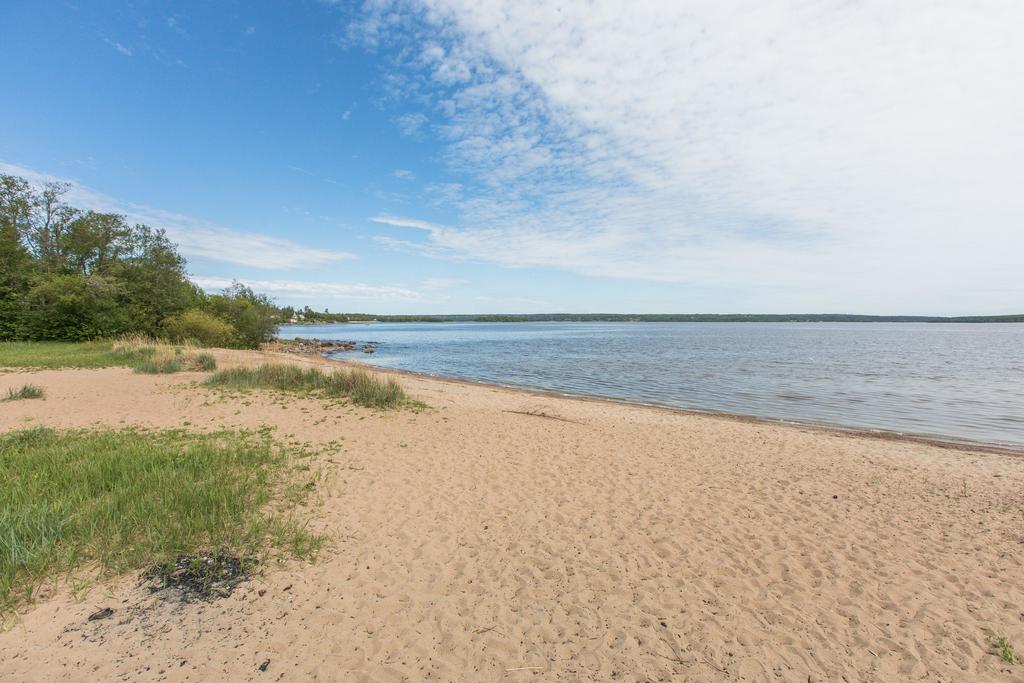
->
142, 548, 255, 603
88, 607, 114, 621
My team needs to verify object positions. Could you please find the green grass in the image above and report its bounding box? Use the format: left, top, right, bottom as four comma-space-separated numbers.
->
193, 352, 217, 371
989, 635, 1020, 664
0, 341, 151, 370
1, 341, 219, 375
0, 427, 323, 612
205, 363, 410, 409
132, 357, 182, 374
3, 384, 45, 401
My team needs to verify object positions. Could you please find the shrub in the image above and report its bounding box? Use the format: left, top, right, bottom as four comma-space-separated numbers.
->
161, 309, 237, 348
207, 283, 281, 349
21, 274, 129, 341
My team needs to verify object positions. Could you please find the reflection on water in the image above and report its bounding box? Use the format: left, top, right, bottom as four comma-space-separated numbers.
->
279, 322, 1024, 447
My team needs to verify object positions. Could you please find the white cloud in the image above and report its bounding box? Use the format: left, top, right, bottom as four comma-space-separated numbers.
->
0, 162, 356, 270
347, 1, 1024, 313
103, 38, 132, 56
395, 112, 428, 136
192, 276, 422, 301
393, 169, 416, 180
371, 214, 448, 232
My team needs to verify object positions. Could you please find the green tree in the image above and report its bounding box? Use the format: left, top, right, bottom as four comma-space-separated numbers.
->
0, 176, 36, 339
207, 282, 282, 348
114, 225, 200, 335
21, 274, 128, 341
0, 173, 294, 345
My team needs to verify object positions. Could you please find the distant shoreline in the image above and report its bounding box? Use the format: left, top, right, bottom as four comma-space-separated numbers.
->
284, 313, 1024, 324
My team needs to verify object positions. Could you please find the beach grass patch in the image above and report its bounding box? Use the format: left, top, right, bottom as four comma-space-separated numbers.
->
132, 347, 183, 374
0, 427, 323, 613
132, 359, 181, 374
0, 336, 217, 374
192, 352, 217, 372
3, 384, 45, 401
205, 363, 411, 409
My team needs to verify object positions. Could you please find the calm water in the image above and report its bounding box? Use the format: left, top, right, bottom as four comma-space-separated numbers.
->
278, 322, 1024, 447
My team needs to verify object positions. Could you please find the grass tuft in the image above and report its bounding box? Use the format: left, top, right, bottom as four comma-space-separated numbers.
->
0, 427, 323, 613
3, 384, 45, 401
205, 363, 409, 408
192, 352, 217, 372
133, 348, 181, 374
989, 635, 1020, 664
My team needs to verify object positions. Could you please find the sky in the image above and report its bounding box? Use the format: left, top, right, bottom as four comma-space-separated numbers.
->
1, 0, 1021, 315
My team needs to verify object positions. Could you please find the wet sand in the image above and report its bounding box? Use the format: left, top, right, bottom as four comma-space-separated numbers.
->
1, 349, 1022, 681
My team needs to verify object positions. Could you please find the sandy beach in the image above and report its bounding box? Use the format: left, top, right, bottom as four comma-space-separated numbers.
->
1, 349, 1022, 682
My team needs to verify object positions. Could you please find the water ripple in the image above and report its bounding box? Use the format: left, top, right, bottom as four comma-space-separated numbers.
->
280, 322, 1024, 448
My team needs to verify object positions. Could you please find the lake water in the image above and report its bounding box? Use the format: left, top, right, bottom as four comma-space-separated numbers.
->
277, 322, 1024, 448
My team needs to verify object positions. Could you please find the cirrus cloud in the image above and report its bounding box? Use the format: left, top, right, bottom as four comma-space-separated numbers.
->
191, 276, 423, 301
349, 0, 1024, 313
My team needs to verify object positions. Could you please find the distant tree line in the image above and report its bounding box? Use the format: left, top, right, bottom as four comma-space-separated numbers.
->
3, 172, 1017, 345
286, 312, 1024, 324
288, 308, 449, 324
0, 174, 285, 347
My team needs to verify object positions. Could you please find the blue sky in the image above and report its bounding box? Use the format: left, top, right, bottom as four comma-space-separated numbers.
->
2, 1, 1021, 315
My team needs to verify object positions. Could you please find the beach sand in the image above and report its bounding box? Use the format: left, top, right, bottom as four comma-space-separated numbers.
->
1, 350, 1022, 681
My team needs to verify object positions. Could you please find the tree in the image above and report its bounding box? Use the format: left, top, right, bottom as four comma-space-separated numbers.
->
23, 181, 80, 273
207, 282, 282, 348
0, 173, 291, 347
21, 274, 127, 341
0, 176, 35, 339
0, 174, 202, 340
115, 224, 200, 335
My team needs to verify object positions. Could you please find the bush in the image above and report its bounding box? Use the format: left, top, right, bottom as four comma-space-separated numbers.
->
193, 352, 217, 371
161, 309, 237, 348
21, 274, 129, 341
207, 283, 281, 349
